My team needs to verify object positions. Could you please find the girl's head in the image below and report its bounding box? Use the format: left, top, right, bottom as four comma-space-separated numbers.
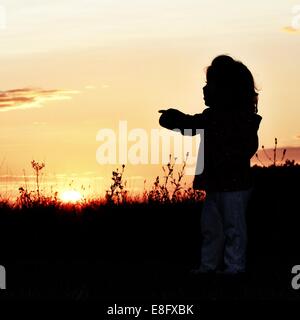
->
203, 55, 258, 113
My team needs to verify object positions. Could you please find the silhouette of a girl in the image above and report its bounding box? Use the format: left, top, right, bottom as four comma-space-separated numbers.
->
159, 55, 262, 274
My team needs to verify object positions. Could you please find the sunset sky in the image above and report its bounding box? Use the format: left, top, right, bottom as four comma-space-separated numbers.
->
0, 0, 299, 198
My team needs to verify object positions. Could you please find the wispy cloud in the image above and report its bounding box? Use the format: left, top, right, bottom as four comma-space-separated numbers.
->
85, 85, 96, 90
0, 87, 79, 112
282, 26, 300, 34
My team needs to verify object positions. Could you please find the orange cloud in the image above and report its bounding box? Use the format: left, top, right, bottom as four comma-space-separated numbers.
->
282, 26, 300, 33
0, 87, 79, 112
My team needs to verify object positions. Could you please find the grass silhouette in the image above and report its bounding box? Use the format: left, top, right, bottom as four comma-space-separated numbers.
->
0, 156, 299, 300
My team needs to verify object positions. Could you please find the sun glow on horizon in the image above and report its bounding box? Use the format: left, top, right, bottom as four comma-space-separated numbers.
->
60, 190, 83, 203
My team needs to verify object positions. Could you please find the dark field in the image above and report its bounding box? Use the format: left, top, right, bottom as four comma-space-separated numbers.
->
0, 165, 300, 302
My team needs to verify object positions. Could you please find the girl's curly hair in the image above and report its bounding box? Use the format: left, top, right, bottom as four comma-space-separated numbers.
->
205, 55, 259, 113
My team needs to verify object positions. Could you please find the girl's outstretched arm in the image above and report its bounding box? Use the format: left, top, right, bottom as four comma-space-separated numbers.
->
158, 108, 208, 135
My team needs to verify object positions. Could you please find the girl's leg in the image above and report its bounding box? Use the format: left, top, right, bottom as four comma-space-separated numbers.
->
221, 189, 252, 274
200, 192, 224, 272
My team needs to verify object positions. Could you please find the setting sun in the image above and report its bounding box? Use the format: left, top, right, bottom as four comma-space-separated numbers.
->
60, 190, 83, 203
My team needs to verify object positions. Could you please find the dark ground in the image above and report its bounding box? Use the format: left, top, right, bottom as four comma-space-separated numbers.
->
0, 166, 300, 304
